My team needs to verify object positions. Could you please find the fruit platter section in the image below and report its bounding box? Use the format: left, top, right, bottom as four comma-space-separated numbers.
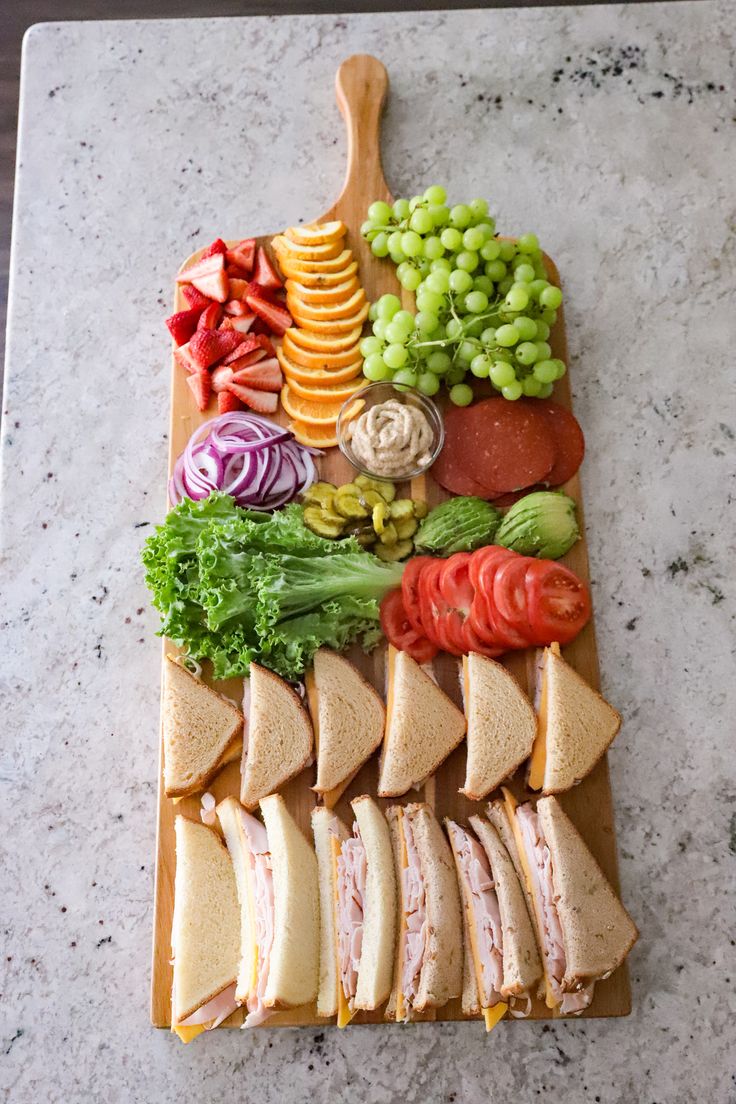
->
149, 55, 633, 1034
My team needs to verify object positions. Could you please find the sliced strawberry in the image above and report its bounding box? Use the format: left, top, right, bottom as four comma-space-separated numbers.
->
231, 357, 283, 391
227, 264, 249, 279
181, 284, 211, 311
255, 333, 276, 358
228, 382, 279, 413
226, 238, 256, 274
177, 252, 223, 283
218, 389, 242, 414
189, 328, 242, 369
165, 308, 201, 346
227, 349, 268, 372
186, 369, 212, 411
250, 316, 271, 336
245, 280, 279, 303
253, 246, 282, 290
211, 365, 235, 393
228, 313, 256, 335
200, 238, 227, 259
228, 278, 249, 300
192, 268, 229, 303
222, 334, 259, 364
174, 342, 199, 373
197, 302, 223, 330
224, 299, 249, 316
245, 295, 292, 335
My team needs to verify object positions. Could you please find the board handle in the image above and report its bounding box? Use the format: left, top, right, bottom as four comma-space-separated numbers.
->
334, 54, 391, 205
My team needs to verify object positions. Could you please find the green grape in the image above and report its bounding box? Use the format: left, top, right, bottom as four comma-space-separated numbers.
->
377, 294, 401, 320
424, 236, 445, 260
430, 257, 452, 273
389, 249, 407, 265
384, 321, 406, 344
469, 198, 489, 219
410, 208, 434, 235
496, 323, 520, 347
528, 279, 548, 300
538, 382, 554, 398
481, 239, 501, 261
540, 286, 563, 310
481, 327, 497, 345
516, 341, 539, 366
450, 383, 474, 406
368, 302, 379, 322
499, 240, 516, 263
485, 259, 507, 281
387, 230, 404, 253
364, 352, 388, 378
416, 257, 431, 276
514, 316, 537, 341
465, 290, 489, 313
533, 320, 550, 341
553, 359, 567, 379
533, 359, 558, 383
371, 232, 389, 257
440, 227, 463, 251
458, 340, 477, 362
463, 226, 486, 251
541, 308, 558, 325
471, 275, 493, 296
513, 262, 535, 283
391, 310, 415, 336
429, 322, 447, 341
426, 270, 451, 294
400, 266, 422, 291
464, 318, 485, 338
470, 354, 491, 378
416, 289, 445, 314
383, 343, 409, 370
372, 318, 389, 341
429, 204, 450, 227
361, 219, 379, 241
446, 366, 467, 385
498, 276, 514, 295
490, 360, 516, 387
449, 269, 473, 294
416, 311, 439, 334
368, 200, 393, 224
505, 286, 529, 312
518, 233, 540, 254
456, 250, 479, 272
502, 380, 523, 400
449, 204, 472, 229
392, 198, 410, 220
475, 222, 496, 241
427, 350, 451, 374
393, 368, 418, 388
535, 341, 552, 361
454, 294, 468, 314
417, 371, 441, 396
401, 231, 423, 257
446, 317, 464, 339
360, 335, 383, 357
522, 375, 543, 397
409, 195, 425, 211
423, 184, 447, 205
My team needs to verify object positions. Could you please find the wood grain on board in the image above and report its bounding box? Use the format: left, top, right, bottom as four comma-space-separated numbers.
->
151, 54, 631, 1030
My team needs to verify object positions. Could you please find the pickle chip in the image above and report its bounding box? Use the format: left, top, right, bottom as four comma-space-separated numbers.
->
302, 481, 337, 509
333, 489, 369, 519
303, 505, 345, 538
389, 498, 414, 521
395, 517, 418, 540
378, 521, 398, 547
355, 474, 396, 503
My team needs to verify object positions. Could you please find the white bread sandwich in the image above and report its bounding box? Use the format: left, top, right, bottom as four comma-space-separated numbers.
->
527, 643, 621, 794
378, 646, 466, 797
311, 806, 350, 1018
217, 793, 319, 1027
446, 815, 541, 1031
170, 815, 241, 1042
313, 795, 396, 1026
163, 654, 243, 799
240, 663, 313, 809
307, 649, 385, 807
385, 803, 462, 1021
460, 652, 537, 801
490, 790, 638, 1015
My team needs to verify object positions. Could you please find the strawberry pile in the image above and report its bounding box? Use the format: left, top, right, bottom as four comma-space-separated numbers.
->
165, 238, 292, 415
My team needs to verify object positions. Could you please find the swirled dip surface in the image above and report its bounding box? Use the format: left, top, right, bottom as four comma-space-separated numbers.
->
348, 399, 434, 478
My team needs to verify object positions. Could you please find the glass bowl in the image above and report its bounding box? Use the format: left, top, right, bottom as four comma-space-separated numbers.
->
336, 381, 445, 482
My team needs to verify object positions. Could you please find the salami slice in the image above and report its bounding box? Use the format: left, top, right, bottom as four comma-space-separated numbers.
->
432, 399, 556, 496
534, 400, 585, 487
430, 442, 499, 498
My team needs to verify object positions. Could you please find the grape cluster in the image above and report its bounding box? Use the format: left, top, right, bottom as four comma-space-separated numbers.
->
360, 185, 567, 404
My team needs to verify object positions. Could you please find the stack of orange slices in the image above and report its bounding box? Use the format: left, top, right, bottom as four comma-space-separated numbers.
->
272, 221, 368, 448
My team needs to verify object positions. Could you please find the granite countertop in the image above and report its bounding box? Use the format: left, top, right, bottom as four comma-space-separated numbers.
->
1, 4, 734, 1102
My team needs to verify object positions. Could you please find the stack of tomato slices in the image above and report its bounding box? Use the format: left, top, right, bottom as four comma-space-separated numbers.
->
380, 546, 591, 665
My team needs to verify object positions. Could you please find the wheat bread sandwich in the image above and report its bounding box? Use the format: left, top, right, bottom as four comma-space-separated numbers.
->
307, 649, 385, 807
378, 645, 466, 797
170, 815, 241, 1043
490, 790, 638, 1015
240, 663, 313, 809
385, 803, 462, 1021
163, 654, 244, 799
314, 794, 396, 1025
217, 793, 319, 1027
446, 814, 541, 1031
527, 643, 621, 794
460, 652, 537, 801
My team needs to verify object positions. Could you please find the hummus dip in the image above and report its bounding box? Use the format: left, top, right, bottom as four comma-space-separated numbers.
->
348, 398, 434, 478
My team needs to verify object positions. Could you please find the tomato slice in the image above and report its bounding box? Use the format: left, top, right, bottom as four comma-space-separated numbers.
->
439, 553, 475, 616
380, 588, 438, 664
419, 559, 465, 656
493, 557, 534, 640
468, 545, 517, 591
462, 616, 504, 658
401, 556, 435, 636
525, 560, 592, 645
479, 587, 531, 650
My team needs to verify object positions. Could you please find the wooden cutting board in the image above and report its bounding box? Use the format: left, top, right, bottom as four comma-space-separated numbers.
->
150, 54, 631, 1029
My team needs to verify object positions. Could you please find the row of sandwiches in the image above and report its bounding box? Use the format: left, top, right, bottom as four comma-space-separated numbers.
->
163, 641, 621, 807
171, 790, 637, 1041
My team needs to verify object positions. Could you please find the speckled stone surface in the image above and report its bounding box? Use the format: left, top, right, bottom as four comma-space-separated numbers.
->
1, 4, 734, 1102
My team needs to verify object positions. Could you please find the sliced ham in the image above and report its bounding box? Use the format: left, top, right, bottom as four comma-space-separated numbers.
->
336, 828, 367, 1007
450, 823, 504, 1008
400, 815, 427, 1008
179, 982, 239, 1029
241, 811, 275, 1028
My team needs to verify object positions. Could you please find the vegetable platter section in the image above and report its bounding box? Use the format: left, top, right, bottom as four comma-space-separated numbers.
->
150, 55, 631, 1029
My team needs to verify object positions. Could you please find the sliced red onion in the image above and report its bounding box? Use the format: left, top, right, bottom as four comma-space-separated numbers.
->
169, 412, 320, 511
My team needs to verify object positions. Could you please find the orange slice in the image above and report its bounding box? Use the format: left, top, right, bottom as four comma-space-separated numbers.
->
278, 355, 364, 388
272, 235, 343, 262
281, 384, 363, 426
287, 287, 366, 321
289, 302, 370, 333
288, 420, 340, 449
286, 375, 366, 403
282, 332, 362, 369
277, 250, 353, 276
285, 277, 359, 305
280, 261, 358, 288
285, 325, 363, 353
284, 220, 346, 246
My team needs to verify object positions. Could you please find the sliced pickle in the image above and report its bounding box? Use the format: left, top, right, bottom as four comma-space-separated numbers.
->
378, 521, 398, 547
358, 488, 386, 509
302, 481, 337, 509
375, 538, 414, 562
355, 474, 396, 502
372, 501, 390, 534
388, 498, 415, 521
333, 489, 369, 520
395, 517, 418, 540
355, 529, 377, 547
412, 499, 429, 519
303, 505, 345, 539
